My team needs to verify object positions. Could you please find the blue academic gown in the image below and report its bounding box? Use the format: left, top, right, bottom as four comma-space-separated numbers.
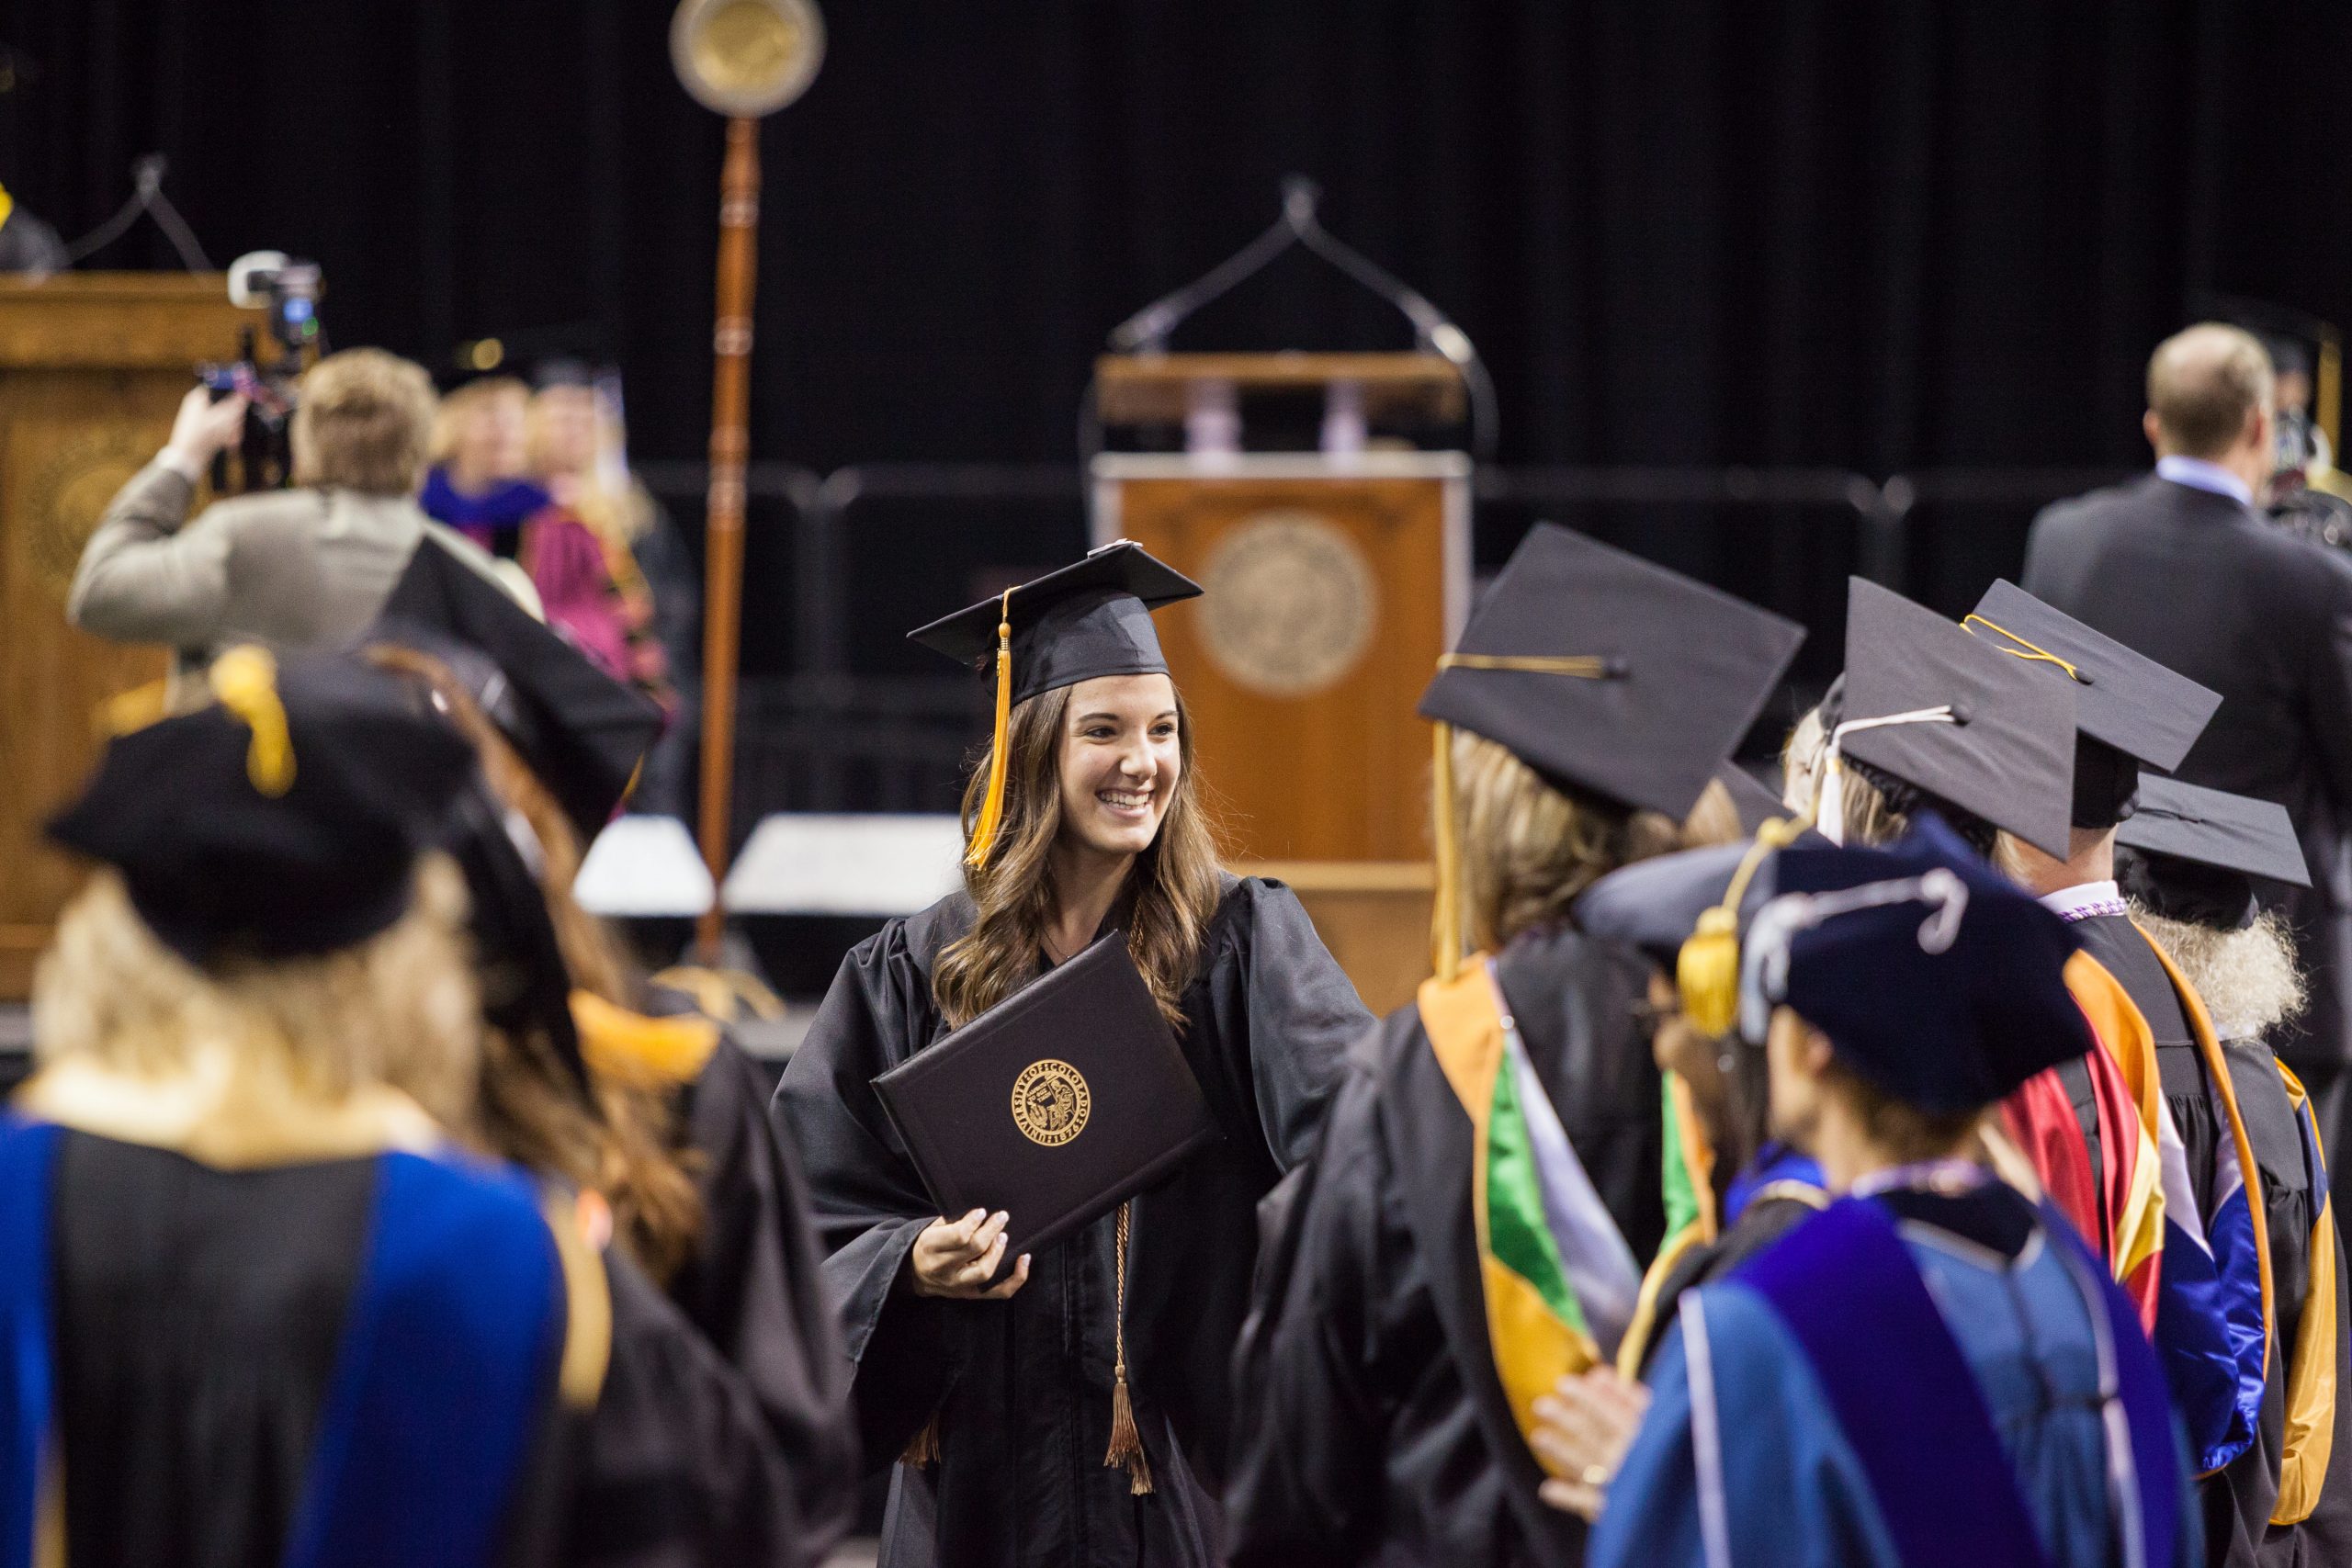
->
1590, 1189, 2204, 1568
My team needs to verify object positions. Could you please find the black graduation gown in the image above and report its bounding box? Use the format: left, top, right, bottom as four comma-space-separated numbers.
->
47, 1129, 802, 1568
1224, 920, 1657, 1568
773, 876, 1370, 1568
2079, 915, 2352, 1565
663, 1032, 860, 1558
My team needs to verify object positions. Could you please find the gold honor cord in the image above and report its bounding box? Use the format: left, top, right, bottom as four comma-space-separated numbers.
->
963, 588, 1017, 869
1428, 653, 1622, 981
1960, 615, 2088, 684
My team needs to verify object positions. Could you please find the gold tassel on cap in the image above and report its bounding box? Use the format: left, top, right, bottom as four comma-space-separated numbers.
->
1102, 1201, 1153, 1494
1427, 651, 1621, 984
964, 589, 1016, 870
1677, 814, 1807, 1037
208, 647, 296, 797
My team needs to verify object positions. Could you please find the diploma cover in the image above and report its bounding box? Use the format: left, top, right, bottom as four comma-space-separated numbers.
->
872, 932, 1218, 1260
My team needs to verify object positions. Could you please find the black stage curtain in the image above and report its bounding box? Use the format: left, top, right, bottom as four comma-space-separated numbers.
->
6, 1, 2352, 674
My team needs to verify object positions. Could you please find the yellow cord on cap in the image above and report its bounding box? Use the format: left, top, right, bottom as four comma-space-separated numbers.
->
1961, 615, 2086, 682
208, 647, 296, 797
1436, 653, 1616, 677
1676, 812, 1809, 1038
964, 590, 1016, 870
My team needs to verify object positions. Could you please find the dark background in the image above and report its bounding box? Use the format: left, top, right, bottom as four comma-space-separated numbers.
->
8, 0, 2351, 687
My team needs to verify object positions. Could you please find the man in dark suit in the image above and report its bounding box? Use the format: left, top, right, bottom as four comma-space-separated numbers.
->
2025, 321, 2352, 1213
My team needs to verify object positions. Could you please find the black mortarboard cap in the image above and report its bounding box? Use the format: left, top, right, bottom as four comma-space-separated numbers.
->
907, 540, 1203, 706
49, 649, 475, 966
1713, 762, 1792, 836
1757, 817, 2094, 1111
1833, 579, 2077, 858
1965, 581, 2219, 772
1418, 525, 1805, 819
444, 781, 594, 1105
2116, 775, 2310, 889
371, 538, 665, 844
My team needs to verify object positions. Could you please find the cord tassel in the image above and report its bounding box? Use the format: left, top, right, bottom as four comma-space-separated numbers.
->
900, 1409, 943, 1468
1103, 1201, 1153, 1494
1430, 722, 1464, 983
964, 590, 1016, 869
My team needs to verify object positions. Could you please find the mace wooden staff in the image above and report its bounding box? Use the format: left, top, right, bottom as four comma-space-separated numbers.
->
671, 0, 825, 958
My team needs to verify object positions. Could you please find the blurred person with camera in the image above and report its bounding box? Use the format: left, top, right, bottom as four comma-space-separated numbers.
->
68, 347, 514, 679
2024, 322, 2352, 1220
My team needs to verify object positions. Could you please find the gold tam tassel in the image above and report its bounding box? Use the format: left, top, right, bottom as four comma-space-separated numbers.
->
964, 589, 1016, 870
1103, 1201, 1153, 1495
1676, 813, 1809, 1037
209, 647, 296, 796
1430, 722, 1464, 984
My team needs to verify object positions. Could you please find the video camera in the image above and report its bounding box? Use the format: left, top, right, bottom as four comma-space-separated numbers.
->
195, 251, 325, 492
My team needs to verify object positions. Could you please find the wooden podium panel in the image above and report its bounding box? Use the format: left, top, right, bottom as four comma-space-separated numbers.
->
0, 275, 262, 997
1091, 452, 1469, 863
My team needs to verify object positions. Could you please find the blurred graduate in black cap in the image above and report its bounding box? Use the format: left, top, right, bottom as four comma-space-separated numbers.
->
2121, 777, 2352, 1563
1587, 819, 2203, 1568
366, 536, 858, 1565
22, 645, 602, 1567
1780, 581, 2176, 1320
771, 541, 1371, 1566
1223, 524, 1804, 1567
1962, 581, 2280, 1498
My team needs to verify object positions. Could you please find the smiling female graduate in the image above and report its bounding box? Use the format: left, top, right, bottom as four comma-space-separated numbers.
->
771, 541, 1373, 1567
1222, 524, 1805, 1568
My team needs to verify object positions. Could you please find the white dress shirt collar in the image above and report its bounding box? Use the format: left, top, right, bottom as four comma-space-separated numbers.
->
2038, 879, 2128, 924
2155, 455, 2254, 508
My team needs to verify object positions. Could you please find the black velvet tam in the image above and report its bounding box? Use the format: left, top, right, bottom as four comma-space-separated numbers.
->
370, 537, 664, 843
1763, 816, 2093, 1113
1418, 523, 1805, 820
48, 652, 474, 966
1968, 580, 2220, 771
1838, 578, 2078, 858
1574, 835, 1804, 972
905, 540, 1202, 705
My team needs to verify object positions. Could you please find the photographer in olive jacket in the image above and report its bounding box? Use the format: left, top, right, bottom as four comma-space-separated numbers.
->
69, 347, 515, 677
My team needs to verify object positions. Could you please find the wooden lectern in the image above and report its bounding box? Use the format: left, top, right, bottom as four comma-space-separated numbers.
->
0, 275, 263, 998
1091, 353, 1471, 1013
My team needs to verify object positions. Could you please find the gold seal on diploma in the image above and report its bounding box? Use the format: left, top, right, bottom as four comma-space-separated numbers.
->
1010, 1059, 1091, 1146
1198, 510, 1378, 698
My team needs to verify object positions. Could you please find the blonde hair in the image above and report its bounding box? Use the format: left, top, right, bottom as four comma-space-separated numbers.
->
1448, 729, 1690, 953
290, 347, 439, 497
366, 644, 703, 1280
32, 860, 481, 1131
526, 384, 655, 547
430, 376, 528, 466
2132, 906, 2309, 1043
933, 682, 1227, 1031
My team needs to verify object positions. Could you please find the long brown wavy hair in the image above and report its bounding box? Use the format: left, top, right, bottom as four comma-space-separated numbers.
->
933, 681, 1226, 1031
367, 644, 704, 1280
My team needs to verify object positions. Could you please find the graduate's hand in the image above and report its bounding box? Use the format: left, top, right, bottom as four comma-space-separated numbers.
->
1531, 1367, 1650, 1522
910, 1209, 1032, 1299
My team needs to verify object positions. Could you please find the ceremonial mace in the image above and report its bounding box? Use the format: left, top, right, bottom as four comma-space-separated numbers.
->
670, 0, 825, 958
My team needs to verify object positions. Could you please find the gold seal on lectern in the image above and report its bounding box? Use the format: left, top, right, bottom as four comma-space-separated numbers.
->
27, 426, 156, 604
1198, 511, 1378, 698
1011, 1059, 1091, 1147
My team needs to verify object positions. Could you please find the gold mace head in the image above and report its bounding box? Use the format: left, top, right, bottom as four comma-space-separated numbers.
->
671, 0, 826, 118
